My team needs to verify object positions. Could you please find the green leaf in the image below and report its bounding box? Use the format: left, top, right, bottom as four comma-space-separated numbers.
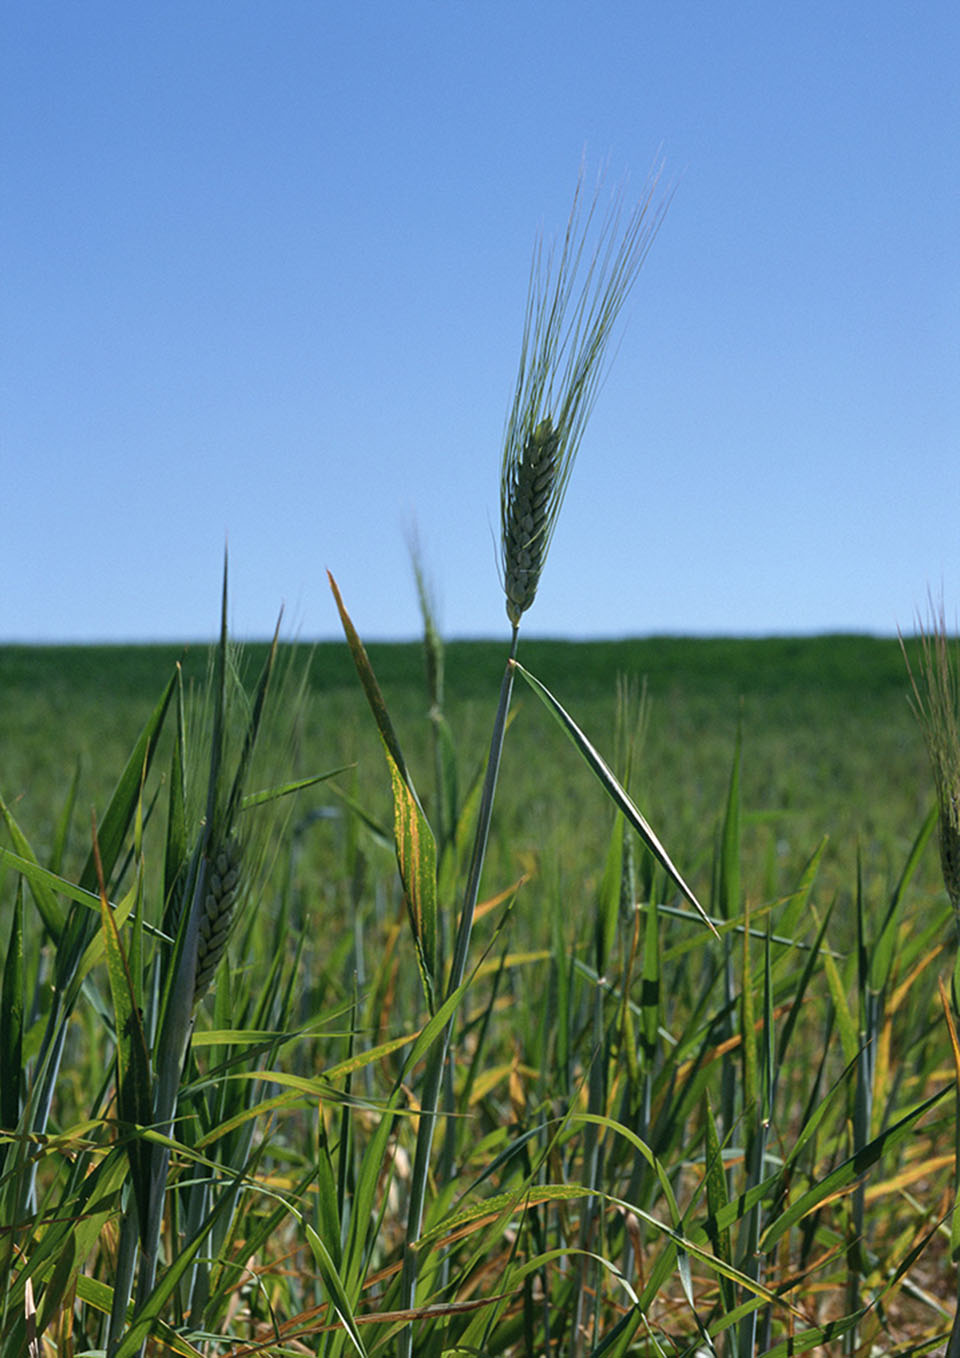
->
315, 1120, 343, 1271
304, 1222, 369, 1357
740, 897, 758, 1151
869, 802, 937, 996
98, 875, 154, 1242
163, 665, 188, 928
222, 609, 283, 832
596, 812, 623, 976
752, 1311, 866, 1357
718, 721, 742, 923
0, 798, 65, 940
55, 664, 177, 1006
640, 888, 660, 1070
818, 905, 859, 1068
74, 1274, 206, 1357
111, 1168, 243, 1358
0, 850, 171, 967
50, 759, 81, 877
776, 899, 833, 1073
0, 887, 24, 1159
432, 705, 460, 850
75, 875, 142, 990
240, 766, 355, 810
1, 1135, 127, 1308
330, 572, 438, 1010
510, 660, 715, 934
338, 1088, 402, 1325
759, 1082, 951, 1250
775, 835, 828, 942
77, 667, 176, 898
703, 1092, 735, 1313
35, 1148, 132, 1337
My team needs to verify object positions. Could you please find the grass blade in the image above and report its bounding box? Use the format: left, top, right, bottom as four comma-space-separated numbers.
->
0, 800, 65, 941
95, 837, 153, 1245
760, 1082, 951, 1251
0, 886, 23, 1177
329, 571, 438, 1010
511, 659, 714, 933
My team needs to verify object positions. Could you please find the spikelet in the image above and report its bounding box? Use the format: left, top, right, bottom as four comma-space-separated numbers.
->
503, 417, 561, 625
193, 835, 243, 1004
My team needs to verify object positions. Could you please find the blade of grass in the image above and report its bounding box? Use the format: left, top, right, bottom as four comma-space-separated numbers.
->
703, 1092, 735, 1314
111, 1167, 244, 1358
49, 759, 81, 878
95, 823, 154, 1245
329, 572, 438, 1012
760, 1082, 952, 1251
0, 801, 65, 942
511, 660, 714, 933
0, 887, 24, 1168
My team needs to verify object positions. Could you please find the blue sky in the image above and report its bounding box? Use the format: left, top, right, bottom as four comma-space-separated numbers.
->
3, 3, 958, 642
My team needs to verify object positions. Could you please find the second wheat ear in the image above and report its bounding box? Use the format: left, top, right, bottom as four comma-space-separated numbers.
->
193, 835, 243, 1005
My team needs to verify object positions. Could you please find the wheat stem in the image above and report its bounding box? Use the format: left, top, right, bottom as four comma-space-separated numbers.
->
397, 628, 518, 1358
397, 163, 668, 1356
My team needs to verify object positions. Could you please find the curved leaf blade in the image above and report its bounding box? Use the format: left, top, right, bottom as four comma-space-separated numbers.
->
511, 660, 715, 934
329, 572, 438, 1009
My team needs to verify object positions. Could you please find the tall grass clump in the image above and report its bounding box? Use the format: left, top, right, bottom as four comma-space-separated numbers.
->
0, 565, 333, 1358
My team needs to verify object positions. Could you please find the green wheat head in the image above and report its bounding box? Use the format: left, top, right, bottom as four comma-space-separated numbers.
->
500, 165, 669, 626
905, 602, 960, 912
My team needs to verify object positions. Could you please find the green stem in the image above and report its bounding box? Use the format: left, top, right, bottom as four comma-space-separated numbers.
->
106, 1198, 140, 1356
396, 627, 519, 1358
128, 851, 207, 1352
951, 967, 960, 1358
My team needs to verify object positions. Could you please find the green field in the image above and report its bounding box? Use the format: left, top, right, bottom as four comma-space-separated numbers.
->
0, 633, 938, 919
1, 631, 956, 1356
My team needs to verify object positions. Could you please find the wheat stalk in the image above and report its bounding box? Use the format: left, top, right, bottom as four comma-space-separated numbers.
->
500, 164, 669, 626
397, 166, 670, 1358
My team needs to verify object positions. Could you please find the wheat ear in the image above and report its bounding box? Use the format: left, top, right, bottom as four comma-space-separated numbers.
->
904, 606, 960, 911
193, 836, 243, 1003
499, 165, 669, 625
503, 417, 562, 626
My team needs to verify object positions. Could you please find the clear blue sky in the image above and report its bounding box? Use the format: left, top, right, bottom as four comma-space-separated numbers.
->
3, 3, 958, 642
